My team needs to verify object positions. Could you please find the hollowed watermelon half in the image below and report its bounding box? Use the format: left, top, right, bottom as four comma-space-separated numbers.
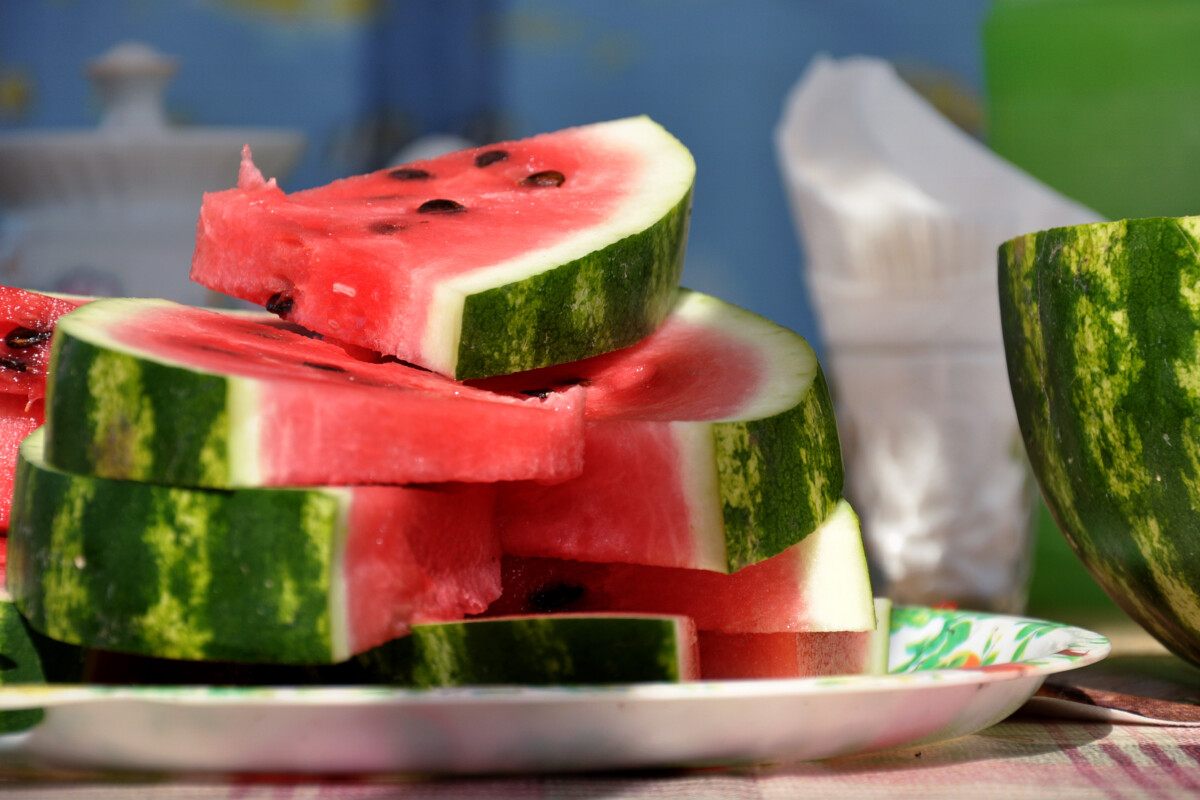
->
0, 285, 87, 404
484, 290, 844, 572
191, 116, 695, 380
42, 298, 585, 489
1000, 216, 1200, 667
480, 499, 875, 634
8, 427, 501, 664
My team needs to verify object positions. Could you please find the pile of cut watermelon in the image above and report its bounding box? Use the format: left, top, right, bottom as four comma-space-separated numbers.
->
0, 117, 885, 696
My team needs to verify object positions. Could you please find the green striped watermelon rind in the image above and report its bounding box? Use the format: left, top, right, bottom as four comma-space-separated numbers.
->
715, 365, 842, 571
999, 216, 1200, 665
651, 290, 845, 570
53, 613, 697, 688
452, 187, 692, 380
42, 297, 587, 490
0, 598, 48, 733
488, 288, 845, 573
415, 116, 696, 379
43, 306, 244, 486
344, 614, 696, 687
9, 426, 353, 664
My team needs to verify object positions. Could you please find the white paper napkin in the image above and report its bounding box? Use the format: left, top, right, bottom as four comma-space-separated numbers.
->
775, 55, 1101, 612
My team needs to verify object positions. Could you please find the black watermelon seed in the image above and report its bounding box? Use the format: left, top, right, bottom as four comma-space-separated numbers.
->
475, 150, 508, 168
529, 583, 585, 613
388, 167, 433, 181
519, 388, 552, 400
189, 342, 244, 358
301, 361, 347, 373
369, 221, 407, 235
265, 293, 294, 316
417, 198, 466, 214
520, 170, 565, 187
0, 357, 26, 372
4, 327, 50, 349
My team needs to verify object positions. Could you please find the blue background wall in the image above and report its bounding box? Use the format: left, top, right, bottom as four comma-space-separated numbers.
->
0, 0, 993, 355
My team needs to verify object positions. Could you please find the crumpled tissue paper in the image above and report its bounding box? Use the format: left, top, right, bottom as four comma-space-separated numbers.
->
775, 55, 1101, 612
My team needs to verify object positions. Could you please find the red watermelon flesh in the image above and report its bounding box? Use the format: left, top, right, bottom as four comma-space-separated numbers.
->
698, 630, 873, 680
0, 394, 40, 534
90, 301, 585, 486
479, 500, 875, 634
342, 483, 501, 655
0, 286, 87, 404
479, 289, 843, 573
495, 420, 727, 570
469, 290, 765, 422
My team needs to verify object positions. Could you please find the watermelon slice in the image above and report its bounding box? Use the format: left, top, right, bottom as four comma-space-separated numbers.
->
7, 427, 501, 663
191, 117, 695, 379
82, 614, 700, 686
485, 289, 844, 572
697, 598, 891, 680
0, 597, 54, 732
342, 613, 699, 686
480, 499, 875, 633
42, 298, 585, 488
0, 285, 87, 405
699, 631, 872, 680
0, 285, 89, 532
0, 394, 41, 532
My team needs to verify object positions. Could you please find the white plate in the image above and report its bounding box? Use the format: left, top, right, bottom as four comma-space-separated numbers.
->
0, 606, 1109, 775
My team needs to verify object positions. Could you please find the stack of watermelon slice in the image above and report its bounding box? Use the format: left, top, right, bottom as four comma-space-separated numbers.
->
1, 116, 884, 689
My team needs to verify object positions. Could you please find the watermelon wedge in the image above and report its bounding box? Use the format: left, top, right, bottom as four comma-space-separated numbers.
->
0, 597, 54, 732
699, 631, 871, 680
0, 285, 87, 405
480, 499, 875, 633
81, 614, 700, 686
697, 598, 891, 679
8, 427, 501, 663
0, 394, 42, 532
485, 289, 844, 572
0, 285, 89, 532
342, 613, 699, 686
42, 298, 585, 488
1000, 217, 1200, 665
191, 117, 695, 379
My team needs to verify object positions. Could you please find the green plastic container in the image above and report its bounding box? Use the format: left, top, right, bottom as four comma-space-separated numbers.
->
984, 0, 1200, 220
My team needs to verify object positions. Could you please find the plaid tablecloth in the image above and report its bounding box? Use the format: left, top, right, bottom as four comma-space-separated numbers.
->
2, 715, 1200, 799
